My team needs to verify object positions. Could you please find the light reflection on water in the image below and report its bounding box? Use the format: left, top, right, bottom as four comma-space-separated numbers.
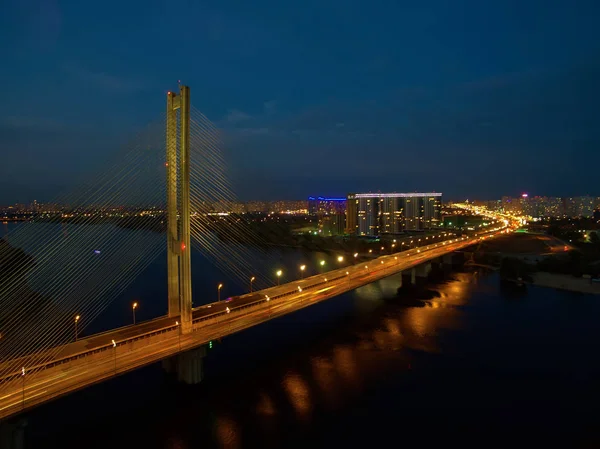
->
31, 266, 600, 449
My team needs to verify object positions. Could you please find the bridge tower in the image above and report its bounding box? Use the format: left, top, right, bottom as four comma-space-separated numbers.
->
166, 86, 193, 334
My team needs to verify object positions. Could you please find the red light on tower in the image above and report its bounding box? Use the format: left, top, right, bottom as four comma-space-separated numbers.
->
181, 242, 186, 251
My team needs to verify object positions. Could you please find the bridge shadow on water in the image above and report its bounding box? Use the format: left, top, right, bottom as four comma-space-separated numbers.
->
20, 267, 600, 449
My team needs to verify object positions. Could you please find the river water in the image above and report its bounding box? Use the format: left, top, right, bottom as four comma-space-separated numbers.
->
3, 222, 600, 448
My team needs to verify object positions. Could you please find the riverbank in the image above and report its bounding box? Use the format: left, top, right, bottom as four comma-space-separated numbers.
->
530, 272, 600, 295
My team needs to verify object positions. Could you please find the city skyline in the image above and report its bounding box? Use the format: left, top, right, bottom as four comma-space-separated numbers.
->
1, 1, 600, 203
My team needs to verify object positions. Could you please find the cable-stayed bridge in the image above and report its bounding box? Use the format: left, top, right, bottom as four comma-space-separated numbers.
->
0, 86, 508, 423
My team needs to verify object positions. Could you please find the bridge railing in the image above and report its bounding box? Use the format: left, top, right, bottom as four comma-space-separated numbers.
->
0, 231, 508, 419
0, 232, 500, 385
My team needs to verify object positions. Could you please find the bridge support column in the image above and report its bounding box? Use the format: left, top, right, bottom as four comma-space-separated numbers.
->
0, 418, 27, 449
443, 254, 453, 266
166, 85, 193, 334
416, 263, 432, 279
405, 263, 432, 286
179, 85, 193, 334
163, 346, 206, 384
166, 90, 180, 317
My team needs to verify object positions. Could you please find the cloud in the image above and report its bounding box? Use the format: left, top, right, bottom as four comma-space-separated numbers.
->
225, 109, 252, 123
62, 63, 148, 93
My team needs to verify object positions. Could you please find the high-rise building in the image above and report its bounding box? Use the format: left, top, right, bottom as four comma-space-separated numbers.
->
346, 192, 442, 236
308, 196, 346, 235
307, 197, 347, 215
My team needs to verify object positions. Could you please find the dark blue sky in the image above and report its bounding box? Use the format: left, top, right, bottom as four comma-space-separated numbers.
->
1, 0, 599, 203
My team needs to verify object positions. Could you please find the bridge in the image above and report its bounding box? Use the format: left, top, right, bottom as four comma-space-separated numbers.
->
0, 86, 510, 425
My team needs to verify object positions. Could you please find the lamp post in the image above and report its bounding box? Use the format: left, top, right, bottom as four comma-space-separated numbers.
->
299, 265, 306, 279
21, 367, 26, 410
276, 270, 282, 286
218, 283, 223, 301
132, 302, 138, 325
176, 321, 181, 351
337, 255, 344, 264
319, 260, 325, 273
250, 276, 255, 293
74, 315, 80, 341
112, 339, 117, 372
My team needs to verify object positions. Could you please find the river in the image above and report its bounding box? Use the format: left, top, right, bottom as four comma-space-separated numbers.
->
3, 222, 600, 448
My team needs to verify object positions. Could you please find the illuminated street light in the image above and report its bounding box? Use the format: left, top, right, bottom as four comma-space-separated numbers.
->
353, 253, 358, 258
112, 339, 117, 370
300, 264, 306, 279
218, 283, 223, 301
276, 269, 282, 285
74, 315, 80, 341
319, 260, 325, 273
337, 255, 344, 263
250, 276, 255, 293
132, 302, 138, 325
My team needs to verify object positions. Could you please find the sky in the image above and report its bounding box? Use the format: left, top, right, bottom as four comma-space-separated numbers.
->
1, 0, 599, 203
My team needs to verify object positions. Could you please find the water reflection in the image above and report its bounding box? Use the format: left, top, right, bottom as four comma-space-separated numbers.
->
311, 356, 340, 408
214, 415, 241, 449
282, 371, 312, 419
256, 391, 276, 416
332, 346, 361, 389
32, 267, 489, 449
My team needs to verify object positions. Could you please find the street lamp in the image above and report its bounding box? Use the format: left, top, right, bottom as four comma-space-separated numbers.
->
319, 260, 325, 272
250, 276, 255, 293
337, 255, 344, 263
218, 283, 223, 301
300, 264, 306, 279
353, 252, 358, 259
276, 270, 282, 285
112, 339, 117, 371
132, 302, 138, 325
74, 315, 80, 341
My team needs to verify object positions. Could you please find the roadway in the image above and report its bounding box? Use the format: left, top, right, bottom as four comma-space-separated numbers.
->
0, 226, 509, 420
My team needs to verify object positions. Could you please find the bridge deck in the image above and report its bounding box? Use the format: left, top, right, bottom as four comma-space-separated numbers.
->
0, 232, 503, 420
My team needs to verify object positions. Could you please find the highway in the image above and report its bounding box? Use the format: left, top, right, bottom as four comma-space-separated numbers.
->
0, 227, 509, 420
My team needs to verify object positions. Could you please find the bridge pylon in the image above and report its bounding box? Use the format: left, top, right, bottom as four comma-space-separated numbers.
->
166, 86, 193, 334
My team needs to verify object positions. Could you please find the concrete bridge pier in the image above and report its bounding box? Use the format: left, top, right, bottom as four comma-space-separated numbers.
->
162, 346, 207, 384
443, 254, 453, 266
400, 269, 416, 286
416, 263, 432, 280
401, 263, 432, 286
0, 418, 27, 449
